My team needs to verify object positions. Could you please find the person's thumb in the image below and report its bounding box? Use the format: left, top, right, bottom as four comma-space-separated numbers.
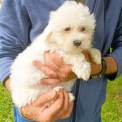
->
34, 90, 57, 106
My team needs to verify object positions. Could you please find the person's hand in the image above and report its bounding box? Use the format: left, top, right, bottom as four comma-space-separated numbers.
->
43, 50, 101, 77
33, 50, 102, 85
5, 76, 74, 122
33, 51, 77, 85
82, 50, 102, 76
20, 89, 74, 122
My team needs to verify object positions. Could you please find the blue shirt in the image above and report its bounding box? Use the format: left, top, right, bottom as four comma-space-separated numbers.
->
0, 0, 122, 122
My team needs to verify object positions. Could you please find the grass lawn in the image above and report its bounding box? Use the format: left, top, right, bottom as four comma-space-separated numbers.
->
102, 75, 122, 122
0, 75, 122, 122
0, 83, 13, 122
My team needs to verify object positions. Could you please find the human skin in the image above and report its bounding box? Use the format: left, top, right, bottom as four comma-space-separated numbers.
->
5, 77, 74, 122
4, 50, 117, 121
33, 51, 117, 85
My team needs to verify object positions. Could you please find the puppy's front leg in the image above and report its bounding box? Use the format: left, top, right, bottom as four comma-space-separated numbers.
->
64, 54, 91, 81
88, 48, 101, 64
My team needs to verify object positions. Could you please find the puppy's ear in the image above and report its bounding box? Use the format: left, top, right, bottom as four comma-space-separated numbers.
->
43, 24, 53, 43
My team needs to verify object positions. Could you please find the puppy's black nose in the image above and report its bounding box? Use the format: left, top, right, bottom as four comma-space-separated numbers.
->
73, 40, 81, 47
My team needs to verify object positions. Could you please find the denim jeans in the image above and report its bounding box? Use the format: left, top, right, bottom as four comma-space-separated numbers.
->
14, 105, 101, 122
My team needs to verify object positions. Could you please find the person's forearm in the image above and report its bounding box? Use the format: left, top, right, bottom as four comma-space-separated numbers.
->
91, 56, 118, 76
103, 56, 117, 74
5, 57, 117, 93
4, 77, 12, 94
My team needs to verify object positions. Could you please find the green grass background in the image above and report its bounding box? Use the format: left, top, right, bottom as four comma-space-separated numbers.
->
0, 1, 122, 121
0, 75, 122, 122
101, 75, 122, 122
0, 83, 13, 122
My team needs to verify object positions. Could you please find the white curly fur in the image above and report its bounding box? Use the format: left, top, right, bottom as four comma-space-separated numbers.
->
10, 1, 101, 108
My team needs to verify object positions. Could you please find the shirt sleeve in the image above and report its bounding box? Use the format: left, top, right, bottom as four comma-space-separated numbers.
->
0, 0, 31, 84
106, 10, 122, 81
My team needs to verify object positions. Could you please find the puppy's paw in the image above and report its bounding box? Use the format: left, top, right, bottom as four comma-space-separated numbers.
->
68, 93, 75, 102
53, 86, 75, 102
81, 74, 90, 81
88, 48, 101, 64
41, 73, 49, 79
53, 86, 64, 92
72, 61, 91, 81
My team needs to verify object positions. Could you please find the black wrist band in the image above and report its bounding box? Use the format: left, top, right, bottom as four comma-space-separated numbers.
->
91, 58, 107, 78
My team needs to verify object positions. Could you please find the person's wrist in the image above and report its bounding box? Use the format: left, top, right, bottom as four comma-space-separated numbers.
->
18, 107, 33, 121
91, 59, 107, 78
90, 63, 102, 76
4, 77, 12, 94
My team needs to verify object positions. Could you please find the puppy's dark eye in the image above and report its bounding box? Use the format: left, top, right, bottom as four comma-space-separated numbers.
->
64, 27, 70, 31
81, 27, 85, 31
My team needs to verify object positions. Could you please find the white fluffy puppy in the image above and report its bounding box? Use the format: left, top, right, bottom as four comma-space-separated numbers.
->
10, 1, 101, 108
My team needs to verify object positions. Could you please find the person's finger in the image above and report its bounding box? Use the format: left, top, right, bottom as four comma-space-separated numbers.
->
47, 90, 73, 120
36, 90, 64, 122
50, 53, 65, 68
45, 51, 61, 72
54, 90, 69, 119
61, 101, 74, 119
33, 90, 57, 106
62, 90, 69, 112
20, 90, 57, 121
46, 90, 64, 114
21, 103, 49, 120
82, 50, 92, 62
41, 78, 61, 85
33, 60, 58, 78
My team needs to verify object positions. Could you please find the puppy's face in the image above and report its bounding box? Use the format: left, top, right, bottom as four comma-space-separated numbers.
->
48, 23, 94, 54
46, 1, 96, 54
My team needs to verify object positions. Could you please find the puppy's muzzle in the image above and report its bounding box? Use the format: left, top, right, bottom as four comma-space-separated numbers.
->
73, 40, 81, 47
